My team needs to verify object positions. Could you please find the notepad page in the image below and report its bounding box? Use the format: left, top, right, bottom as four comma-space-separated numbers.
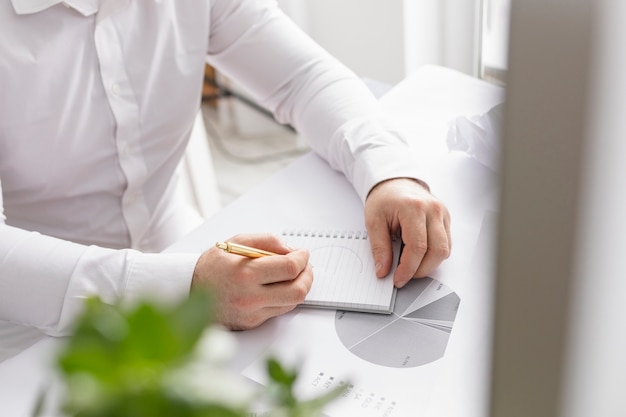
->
281, 230, 400, 314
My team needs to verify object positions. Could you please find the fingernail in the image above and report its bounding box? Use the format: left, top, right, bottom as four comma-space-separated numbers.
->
396, 279, 409, 288
375, 262, 383, 272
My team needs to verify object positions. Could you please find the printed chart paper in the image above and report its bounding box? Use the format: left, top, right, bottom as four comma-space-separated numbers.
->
244, 277, 460, 417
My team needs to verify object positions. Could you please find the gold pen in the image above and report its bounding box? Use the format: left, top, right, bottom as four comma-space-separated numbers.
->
215, 241, 278, 258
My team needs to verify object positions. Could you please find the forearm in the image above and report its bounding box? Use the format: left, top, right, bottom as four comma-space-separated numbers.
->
207, 0, 428, 202
0, 224, 198, 337
0, 225, 85, 334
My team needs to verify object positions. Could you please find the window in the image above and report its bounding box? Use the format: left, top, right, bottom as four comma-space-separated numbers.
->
479, 0, 510, 85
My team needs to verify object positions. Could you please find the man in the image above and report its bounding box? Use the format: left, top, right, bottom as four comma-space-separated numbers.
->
0, 0, 450, 358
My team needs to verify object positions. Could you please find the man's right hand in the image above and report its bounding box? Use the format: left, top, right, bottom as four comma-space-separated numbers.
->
191, 233, 313, 330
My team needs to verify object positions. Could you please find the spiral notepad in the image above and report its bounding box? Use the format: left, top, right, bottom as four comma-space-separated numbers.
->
281, 229, 400, 314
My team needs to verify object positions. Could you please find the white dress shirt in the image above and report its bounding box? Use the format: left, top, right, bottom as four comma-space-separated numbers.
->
0, 0, 425, 358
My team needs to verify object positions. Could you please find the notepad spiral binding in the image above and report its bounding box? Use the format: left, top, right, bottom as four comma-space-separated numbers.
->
281, 229, 401, 242
281, 229, 368, 240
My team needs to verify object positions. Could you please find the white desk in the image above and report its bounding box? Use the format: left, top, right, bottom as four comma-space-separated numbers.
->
0, 65, 504, 417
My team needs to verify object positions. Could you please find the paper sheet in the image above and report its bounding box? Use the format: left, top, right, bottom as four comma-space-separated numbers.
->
446, 102, 504, 172
281, 230, 399, 313
243, 277, 461, 417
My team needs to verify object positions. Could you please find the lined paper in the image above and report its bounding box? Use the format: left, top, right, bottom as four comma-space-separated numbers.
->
282, 230, 400, 314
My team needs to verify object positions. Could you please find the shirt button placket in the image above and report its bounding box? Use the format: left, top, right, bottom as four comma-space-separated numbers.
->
110, 82, 122, 96
94, 17, 150, 248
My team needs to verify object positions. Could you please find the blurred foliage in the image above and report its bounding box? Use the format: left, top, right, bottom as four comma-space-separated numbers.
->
37, 290, 345, 417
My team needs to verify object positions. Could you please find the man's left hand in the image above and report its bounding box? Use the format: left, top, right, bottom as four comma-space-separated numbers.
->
364, 178, 451, 288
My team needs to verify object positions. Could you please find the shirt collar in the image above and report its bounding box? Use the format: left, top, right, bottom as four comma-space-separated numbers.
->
12, 0, 99, 16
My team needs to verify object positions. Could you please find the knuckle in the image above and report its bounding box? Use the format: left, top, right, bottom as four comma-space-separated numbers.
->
411, 240, 428, 257
407, 198, 427, 214
292, 281, 309, 303
430, 203, 445, 218
431, 235, 452, 258
438, 244, 452, 259
426, 245, 450, 262
369, 241, 387, 256
284, 257, 302, 278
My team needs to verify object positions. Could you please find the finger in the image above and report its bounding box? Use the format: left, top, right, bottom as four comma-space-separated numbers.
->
215, 263, 313, 330
261, 263, 314, 307
444, 212, 452, 252
227, 304, 299, 330
248, 248, 311, 285
414, 214, 451, 278
261, 305, 300, 319
394, 215, 428, 287
236, 304, 300, 330
366, 215, 396, 278
230, 233, 293, 255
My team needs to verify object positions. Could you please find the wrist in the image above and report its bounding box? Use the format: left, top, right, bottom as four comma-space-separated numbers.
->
367, 177, 430, 200
191, 251, 209, 291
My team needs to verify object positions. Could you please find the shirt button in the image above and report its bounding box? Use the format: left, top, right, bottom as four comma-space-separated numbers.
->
111, 83, 121, 96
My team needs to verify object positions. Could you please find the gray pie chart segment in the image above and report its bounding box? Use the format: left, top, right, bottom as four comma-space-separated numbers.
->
393, 277, 431, 313
335, 310, 400, 348
350, 319, 450, 368
334, 278, 460, 368
405, 292, 461, 322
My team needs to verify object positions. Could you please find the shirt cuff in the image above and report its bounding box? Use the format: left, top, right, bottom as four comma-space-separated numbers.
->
56, 249, 201, 336
352, 145, 431, 203
122, 252, 201, 309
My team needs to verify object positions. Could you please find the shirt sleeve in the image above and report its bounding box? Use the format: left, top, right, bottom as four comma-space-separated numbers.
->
207, 0, 430, 202
0, 195, 199, 337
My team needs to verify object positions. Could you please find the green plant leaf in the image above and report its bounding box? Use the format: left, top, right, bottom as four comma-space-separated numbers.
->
267, 357, 297, 386
48, 292, 343, 417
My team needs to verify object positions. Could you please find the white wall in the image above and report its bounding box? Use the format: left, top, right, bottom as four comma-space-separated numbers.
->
224, 1, 485, 135
278, 0, 482, 86
278, 0, 404, 85
306, 0, 405, 85
405, 0, 481, 77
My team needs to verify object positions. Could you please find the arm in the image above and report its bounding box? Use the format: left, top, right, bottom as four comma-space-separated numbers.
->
207, 0, 424, 201
206, 0, 451, 283
0, 179, 197, 337
0, 192, 311, 336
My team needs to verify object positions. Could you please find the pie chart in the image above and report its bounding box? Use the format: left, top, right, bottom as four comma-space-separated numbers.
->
334, 277, 460, 368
